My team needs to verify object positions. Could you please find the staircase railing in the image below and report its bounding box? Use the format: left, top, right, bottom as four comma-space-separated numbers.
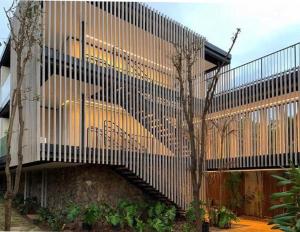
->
103, 120, 148, 153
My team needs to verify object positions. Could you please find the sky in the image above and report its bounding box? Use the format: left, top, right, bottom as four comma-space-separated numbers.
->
148, 1, 300, 67
1, 1, 300, 68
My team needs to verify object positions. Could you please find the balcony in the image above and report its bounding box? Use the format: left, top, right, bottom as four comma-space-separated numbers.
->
0, 73, 10, 112
0, 135, 7, 157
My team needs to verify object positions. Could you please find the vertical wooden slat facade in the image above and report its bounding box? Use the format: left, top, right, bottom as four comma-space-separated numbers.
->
38, 1, 206, 210
11, 1, 300, 212
206, 43, 300, 170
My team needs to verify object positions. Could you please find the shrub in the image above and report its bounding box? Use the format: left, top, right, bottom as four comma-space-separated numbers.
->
270, 166, 300, 232
47, 210, 66, 231
183, 201, 206, 232
83, 203, 102, 226
146, 202, 176, 232
185, 201, 205, 224
13, 196, 39, 215
217, 206, 237, 229
37, 206, 67, 231
66, 202, 81, 223
37, 207, 52, 222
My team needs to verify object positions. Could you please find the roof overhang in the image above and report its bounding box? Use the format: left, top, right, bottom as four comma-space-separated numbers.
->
0, 38, 10, 68
205, 41, 231, 73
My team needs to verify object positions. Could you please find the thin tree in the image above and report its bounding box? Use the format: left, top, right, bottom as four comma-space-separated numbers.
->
172, 28, 240, 231
3, 1, 42, 230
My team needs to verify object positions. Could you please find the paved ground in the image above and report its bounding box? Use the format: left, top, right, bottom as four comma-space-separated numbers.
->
0, 201, 42, 231
211, 217, 280, 232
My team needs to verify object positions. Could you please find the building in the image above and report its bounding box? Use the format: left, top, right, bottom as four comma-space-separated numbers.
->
0, 1, 229, 211
205, 43, 300, 217
0, 1, 298, 217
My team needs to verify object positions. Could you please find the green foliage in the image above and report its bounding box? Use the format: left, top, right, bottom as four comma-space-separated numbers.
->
182, 201, 206, 232
105, 210, 123, 227
13, 195, 39, 215
37, 207, 66, 231
135, 218, 146, 232
66, 202, 81, 223
83, 203, 102, 226
225, 172, 243, 211
146, 202, 176, 232
37, 207, 52, 222
46, 210, 66, 231
270, 166, 300, 232
217, 206, 238, 229
35, 199, 177, 231
185, 201, 205, 224
208, 207, 219, 226
104, 200, 145, 230
117, 200, 141, 228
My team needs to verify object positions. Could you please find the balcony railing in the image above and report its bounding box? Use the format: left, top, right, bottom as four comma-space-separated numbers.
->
0, 135, 7, 157
0, 74, 11, 109
206, 42, 300, 95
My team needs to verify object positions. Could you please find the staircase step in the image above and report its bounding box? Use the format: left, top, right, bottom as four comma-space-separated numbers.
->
111, 165, 184, 215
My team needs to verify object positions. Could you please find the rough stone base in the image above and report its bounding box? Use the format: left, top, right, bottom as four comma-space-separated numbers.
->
25, 165, 147, 210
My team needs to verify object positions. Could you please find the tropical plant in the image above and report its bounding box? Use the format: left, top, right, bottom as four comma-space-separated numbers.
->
66, 202, 81, 223
217, 206, 238, 229
83, 203, 101, 226
269, 166, 300, 232
225, 172, 243, 212
47, 210, 66, 231
147, 202, 176, 232
183, 201, 207, 232
117, 200, 141, 228
186, 201, 206, 224
13, 196, 39, 215
37, 207, 52, 222
105, 209, 123, 228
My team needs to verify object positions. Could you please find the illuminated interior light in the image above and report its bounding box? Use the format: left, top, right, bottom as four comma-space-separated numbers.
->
86, 34, 172, 71
61, 99, 125, 111
208, 96, 299, 120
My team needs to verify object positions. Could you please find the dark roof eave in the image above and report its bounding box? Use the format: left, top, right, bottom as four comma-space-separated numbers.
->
205, 41, 231, 67
0, 38, 11, 68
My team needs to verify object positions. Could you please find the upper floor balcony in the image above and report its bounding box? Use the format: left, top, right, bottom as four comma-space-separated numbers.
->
0, 72, 11, 113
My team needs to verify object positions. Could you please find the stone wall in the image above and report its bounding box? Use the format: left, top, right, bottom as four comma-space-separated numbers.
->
26, 165, 147, 210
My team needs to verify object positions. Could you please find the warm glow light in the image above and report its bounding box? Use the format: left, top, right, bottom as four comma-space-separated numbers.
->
86, 34, 172, 71
208, 96, 299, 120
61, 99, 124, 112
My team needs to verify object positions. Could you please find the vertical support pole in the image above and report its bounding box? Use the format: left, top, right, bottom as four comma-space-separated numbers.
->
24, 172, 27, 202
81, 94, 85, 150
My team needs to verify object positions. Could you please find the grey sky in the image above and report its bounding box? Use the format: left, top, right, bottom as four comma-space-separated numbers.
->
1, 1, 300, 68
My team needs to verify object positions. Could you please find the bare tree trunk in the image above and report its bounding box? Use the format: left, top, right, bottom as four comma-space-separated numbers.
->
4, 89, 18, 231
4, 196, 12, 231
3, 2, 42, 230
190, 122, 202, 231
13, 89, 24, 195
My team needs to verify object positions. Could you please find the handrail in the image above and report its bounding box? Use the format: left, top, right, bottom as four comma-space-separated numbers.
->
208, 42, 300, 94
103, 120, 147, 152
0, 135, 7, 157
222, 42, 300, 74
